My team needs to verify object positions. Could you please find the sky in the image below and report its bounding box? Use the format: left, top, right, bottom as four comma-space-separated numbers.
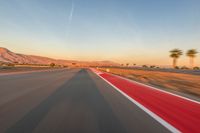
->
0, 0, 200, 66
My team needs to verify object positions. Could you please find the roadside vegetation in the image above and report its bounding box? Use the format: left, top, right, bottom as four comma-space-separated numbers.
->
169, 48, 198, 69
120, 48, 199, 70
169, 49, 183, 68
50, 63, 56, 67
186, 49, 198, 68
0, 62, 68, 73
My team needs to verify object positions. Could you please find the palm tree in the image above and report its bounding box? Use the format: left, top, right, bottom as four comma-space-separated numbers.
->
126, 63, 129, 67
186, 49, 198, 68
169, 49, 183, 68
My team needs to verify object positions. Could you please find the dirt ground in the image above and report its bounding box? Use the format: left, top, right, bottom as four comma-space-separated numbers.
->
99, 68, 200, 98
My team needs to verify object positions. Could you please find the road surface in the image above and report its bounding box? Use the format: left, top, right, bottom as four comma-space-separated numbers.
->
0, 69, 172, 133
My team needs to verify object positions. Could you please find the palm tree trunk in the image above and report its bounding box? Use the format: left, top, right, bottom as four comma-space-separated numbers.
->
190, 57, 194, 68
173, 58, 177, 68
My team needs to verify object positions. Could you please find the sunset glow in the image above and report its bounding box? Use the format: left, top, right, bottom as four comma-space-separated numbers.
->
0, 0, 200, 66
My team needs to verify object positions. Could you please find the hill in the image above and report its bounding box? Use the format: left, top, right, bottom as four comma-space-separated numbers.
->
0, 47, 119, 66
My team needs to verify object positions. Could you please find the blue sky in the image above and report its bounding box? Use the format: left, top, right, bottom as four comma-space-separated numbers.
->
0, 0, 200, 66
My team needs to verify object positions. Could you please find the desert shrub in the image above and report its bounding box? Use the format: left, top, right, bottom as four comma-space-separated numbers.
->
193, 67, 200, 70
181, 66, 189, 69
7, 63, 15, 67
142, 65, 148, 68
175, 66, 179, 69
50, 63, 55, 67
150, 65, 156, 68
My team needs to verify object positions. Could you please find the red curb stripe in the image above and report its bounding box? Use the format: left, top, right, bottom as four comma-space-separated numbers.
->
91, 69, 200, 133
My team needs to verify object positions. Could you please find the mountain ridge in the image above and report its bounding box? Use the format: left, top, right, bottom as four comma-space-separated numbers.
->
0, 47, 119, 66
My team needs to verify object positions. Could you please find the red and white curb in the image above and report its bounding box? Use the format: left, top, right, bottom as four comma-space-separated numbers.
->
90, 68, 200, 133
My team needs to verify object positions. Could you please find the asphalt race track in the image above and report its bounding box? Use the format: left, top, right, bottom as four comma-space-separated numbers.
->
0, 69, 199, 133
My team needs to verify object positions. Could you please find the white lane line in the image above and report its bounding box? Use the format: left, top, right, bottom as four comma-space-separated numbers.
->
92, 70, 181, 133
107, 72, 200, 105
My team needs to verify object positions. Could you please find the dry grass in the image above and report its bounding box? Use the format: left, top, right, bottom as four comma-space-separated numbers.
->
0, 66, 63, 73
99, 68, 200, 97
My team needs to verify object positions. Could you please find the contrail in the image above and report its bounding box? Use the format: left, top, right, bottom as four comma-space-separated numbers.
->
66, 0, 74, 38
68, 0, 74, 25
